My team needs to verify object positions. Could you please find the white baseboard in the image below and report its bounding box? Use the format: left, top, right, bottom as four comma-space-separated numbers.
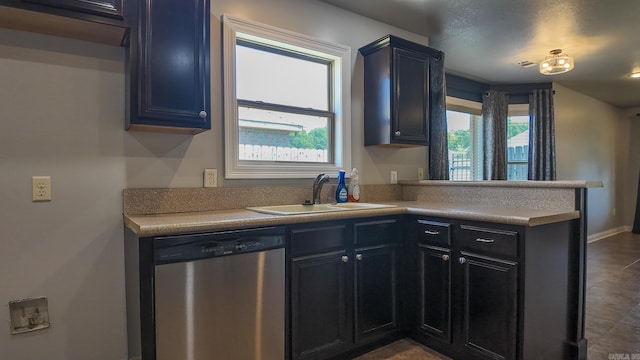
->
587, 226, 632, 243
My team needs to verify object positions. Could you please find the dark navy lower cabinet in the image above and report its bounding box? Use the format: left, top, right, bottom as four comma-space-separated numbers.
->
289, 218, 401, 360
409, 217, 578, 360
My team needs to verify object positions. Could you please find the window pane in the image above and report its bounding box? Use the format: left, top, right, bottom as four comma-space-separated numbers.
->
236, 44, 329, 110
447, 110, 473, 181
238, 106, 330, 163
507, 115, 529, 180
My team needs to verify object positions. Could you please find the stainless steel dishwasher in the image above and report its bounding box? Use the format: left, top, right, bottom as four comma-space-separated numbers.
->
153, 227, 285, 360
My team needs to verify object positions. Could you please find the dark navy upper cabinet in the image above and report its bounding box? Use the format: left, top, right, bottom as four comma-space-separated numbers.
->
126, 0, 211, 133
359, 35, 443, 147
0, 0, 128, 45
23, 0, 123, 19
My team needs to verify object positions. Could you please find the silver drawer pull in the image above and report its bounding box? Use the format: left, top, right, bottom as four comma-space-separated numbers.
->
476, 238, 495, 243
441, 254, 450, 261
424, 230, 440, 235
341, 255, 349, 263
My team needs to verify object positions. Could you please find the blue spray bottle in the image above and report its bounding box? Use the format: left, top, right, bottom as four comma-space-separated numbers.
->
335, 170, 348, 203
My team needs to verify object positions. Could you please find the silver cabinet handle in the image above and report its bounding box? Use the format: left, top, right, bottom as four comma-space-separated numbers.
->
395, 131, 401, 136
356, 254, 363, 261
199, 111, 207, 118
442, 254, 450, 261
458, 257, 466, 264
341, 255, 349, 263
476, 238, 495, 243
424, 230, 440, 235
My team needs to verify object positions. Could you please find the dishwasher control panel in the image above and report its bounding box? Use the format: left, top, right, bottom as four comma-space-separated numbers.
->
153, 227, 285, 264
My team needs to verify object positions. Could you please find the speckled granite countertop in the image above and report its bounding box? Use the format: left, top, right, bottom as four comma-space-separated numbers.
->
399, 180, 603, 188
124, 201, 580, 238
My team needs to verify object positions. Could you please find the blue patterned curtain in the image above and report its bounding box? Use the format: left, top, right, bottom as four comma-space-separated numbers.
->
528, 89, 556, 180
482, 90, 509, 180
428, 56, 449, 180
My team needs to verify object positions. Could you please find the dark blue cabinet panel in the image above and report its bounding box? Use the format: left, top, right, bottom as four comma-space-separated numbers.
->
127, 0, 210, 133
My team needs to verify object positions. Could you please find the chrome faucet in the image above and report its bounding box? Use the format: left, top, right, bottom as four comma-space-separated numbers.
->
312, 173, 330, 204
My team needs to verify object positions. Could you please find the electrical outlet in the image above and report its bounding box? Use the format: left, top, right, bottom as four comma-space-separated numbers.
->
390, 171, 398, 184
204, 169, 217, 188
32, 176, 51, 201
417, 167, 424, 180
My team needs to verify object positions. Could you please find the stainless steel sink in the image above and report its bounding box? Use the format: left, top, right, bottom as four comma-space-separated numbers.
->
330, 202, 396, 210
247, 202, 396, 215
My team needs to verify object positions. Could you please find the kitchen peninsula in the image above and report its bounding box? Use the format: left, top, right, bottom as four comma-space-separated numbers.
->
123, 180, 601, 360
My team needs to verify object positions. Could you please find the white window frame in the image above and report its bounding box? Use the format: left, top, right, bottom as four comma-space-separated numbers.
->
222, 15, 352, 179
446, 96, 483, 181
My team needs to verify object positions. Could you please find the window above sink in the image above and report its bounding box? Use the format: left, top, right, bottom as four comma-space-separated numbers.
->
222, 15, 352, 179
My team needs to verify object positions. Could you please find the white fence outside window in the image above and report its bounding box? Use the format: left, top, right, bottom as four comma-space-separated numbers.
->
239, 144, 328, 163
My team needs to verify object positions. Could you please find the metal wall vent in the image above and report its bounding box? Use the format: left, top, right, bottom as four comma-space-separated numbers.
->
513, 60, 537, 68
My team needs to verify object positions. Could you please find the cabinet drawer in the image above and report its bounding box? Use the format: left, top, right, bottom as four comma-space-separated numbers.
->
354, 219, 398, 246
416, 220, 451, 246
458, 225, 518, 258
290, 225, 347, 256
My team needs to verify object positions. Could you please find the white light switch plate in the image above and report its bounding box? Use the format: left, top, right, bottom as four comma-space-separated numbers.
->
32, 176, 51, 201
204, 169, 217, 188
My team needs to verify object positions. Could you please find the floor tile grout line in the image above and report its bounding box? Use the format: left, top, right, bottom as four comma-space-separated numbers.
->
622, 258, 640, 270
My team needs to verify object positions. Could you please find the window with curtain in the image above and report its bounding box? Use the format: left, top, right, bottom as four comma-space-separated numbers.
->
446, 97, 530, 181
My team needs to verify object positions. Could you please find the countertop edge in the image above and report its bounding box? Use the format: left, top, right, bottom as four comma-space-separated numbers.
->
124, 204, 580, 237
399, 180, 603, 188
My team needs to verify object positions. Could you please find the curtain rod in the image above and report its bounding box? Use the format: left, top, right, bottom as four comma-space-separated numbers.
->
483, 89, 556, 96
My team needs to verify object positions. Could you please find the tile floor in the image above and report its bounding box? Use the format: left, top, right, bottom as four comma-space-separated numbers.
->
356, 231, 640, 360
586, 231, 640, 359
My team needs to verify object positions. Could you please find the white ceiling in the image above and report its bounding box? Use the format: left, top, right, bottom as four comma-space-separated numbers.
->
319, 0, 640, 109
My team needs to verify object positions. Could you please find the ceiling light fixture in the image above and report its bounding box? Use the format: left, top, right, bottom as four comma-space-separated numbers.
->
539, 49, 574, 75
629, 72, 640, 79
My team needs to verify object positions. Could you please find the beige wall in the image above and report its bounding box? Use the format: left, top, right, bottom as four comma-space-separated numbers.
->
553, 84, 635, 236
622, 107, 640, 228
0, 1, 636, 358
0, 30, 128, 359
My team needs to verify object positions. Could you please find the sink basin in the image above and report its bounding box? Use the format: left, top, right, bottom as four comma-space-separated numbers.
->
330, 202, 396, 210
247, 202, 396, 215
247, 204, 341, 215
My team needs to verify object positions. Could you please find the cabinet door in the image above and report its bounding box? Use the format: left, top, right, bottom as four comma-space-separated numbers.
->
354, 245, 398, 343
418, 244, 451, 343
129, 0, 211, 132
393, 48, 429, 145
458, 252, 518, 360
291, 250, 350, 360
23, 0, 123, 18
